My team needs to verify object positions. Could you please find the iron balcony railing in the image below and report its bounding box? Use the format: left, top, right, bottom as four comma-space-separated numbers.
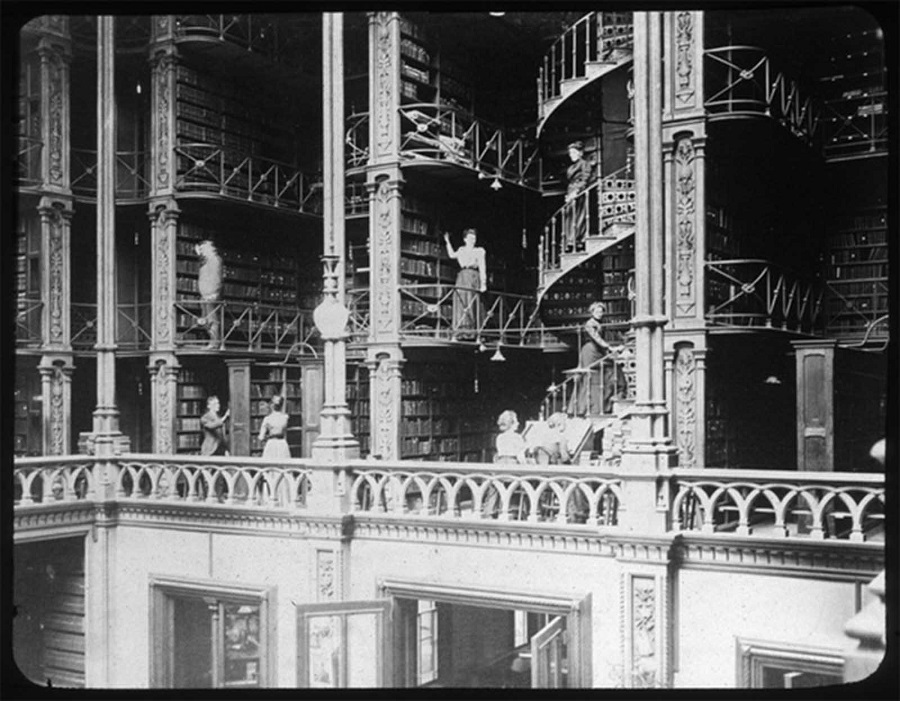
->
345, 107, 541, 187
820, 89, 888, 161
174, 142, 323, 213
705, 259, 825, 334
704, 46, 821, 145
538, 12, 633, 119
71, 148, 151, 200
347, 285, 560, 348
16, 135, 42, 188
15, 297, 43, 348
70, 303, 154, 351
539, 165, 635, 279
174, 299, 319, 353
171, 15, 306, 66
14, 455, 884, 544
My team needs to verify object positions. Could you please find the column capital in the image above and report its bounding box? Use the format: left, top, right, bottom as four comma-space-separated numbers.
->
147, 197, 180, 220
37, 195, 75, 216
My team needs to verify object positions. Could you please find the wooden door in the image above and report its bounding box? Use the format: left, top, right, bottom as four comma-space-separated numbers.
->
530, 615, 566, 688
296, 600, 391, 688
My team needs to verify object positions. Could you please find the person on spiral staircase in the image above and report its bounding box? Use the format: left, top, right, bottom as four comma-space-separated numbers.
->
444, 228, 487, 340
570, 301, 625, 416
564, 140, 594, 252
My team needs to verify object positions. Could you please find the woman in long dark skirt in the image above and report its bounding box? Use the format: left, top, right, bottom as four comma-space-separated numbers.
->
444, 228, 486, 339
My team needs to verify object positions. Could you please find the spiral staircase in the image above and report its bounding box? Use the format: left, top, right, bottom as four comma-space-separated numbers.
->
532, 12, 637, 465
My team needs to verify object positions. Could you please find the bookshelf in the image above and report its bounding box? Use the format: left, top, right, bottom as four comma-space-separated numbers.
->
398, 17, 474, 112
825, 206, 888, 338
400, 362, 492, 462
176, 366, 215, 453
248, 365, 304, 457
347, 363, 371, 457
175, 221, 303, 340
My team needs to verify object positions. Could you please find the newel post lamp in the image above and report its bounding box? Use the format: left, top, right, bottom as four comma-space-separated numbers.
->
311, 255, 359, 464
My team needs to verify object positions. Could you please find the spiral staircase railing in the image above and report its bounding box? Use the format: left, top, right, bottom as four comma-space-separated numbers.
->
537, 12, 634, 133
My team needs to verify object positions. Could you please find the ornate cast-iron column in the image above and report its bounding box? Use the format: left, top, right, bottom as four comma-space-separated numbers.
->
146, 21, 180, 453
85, 16, 130, 455
661, 11, 707, 469
621, 10, 676, 501
365, 11, 405, 459
615, 14, 677, 688
28, 18, 76, 455
311, 13, 360, 469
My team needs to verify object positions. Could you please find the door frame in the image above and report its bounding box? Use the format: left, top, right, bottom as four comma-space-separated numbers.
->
148, 574, 276, 688
377, 578, 592, 687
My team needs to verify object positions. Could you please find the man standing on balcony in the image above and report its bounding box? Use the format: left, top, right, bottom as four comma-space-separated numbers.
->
200, 395, 231, 456
565, 141, 593, 251
444, 228, 487, 340
196, 239, 223, 349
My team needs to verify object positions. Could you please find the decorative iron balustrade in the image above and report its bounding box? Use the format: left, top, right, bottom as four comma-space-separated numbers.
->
671, 468, 885, 542
174, 142, 323, 213
345, 112, 370, 170
705, 259, 825, 333
349, 461, 622, 526
16, 297, 43, 347
824, 279, 889, 340
171, 15, 285, 60
13, 455, 311, 510
820, 89, 888, 161
345, 108, 541, 187
539, 168, 635, 283
70, 303, 155, 351
346, 285, 559, 348
538, 12, 633, 122
16, 135, 42, 188
174, 299, 318, 353
704, 46, 821, 145
70, 148, 152, 201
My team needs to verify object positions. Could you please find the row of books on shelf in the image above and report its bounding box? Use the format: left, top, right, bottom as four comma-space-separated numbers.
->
542, 290, 604, 305
252, 377, 301, 394
400, 38, 431, 64
830, 248, 888, 264
401, 213, 430, 235
402, 238, 444, 257
400, 257, 454, 280
830, 263, 888, 280
829, 297, 888, 313
829, 229, 887, 248
401, 63, 431, 85
601, 254, 635, 270
400, 379, 462, 396
175, 67, 291, 133
401, 417, 465, 436
834, 209, 886, 232
400, 435, 488, 457
402, 399, 473, 416
707, 205, 753, 237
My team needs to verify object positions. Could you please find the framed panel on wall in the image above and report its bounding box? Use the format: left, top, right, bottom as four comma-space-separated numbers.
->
736, 638, 844, 688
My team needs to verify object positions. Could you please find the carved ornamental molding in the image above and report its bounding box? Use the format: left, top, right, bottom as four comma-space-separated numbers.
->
45, 50, 65, 186
674, 346, 697, 467
150, 358, 177, 454
373, 12, 396, 158
373, 353, 401, 459
150, 203, 178, 347
46, 208, 65, 344
674, 137, 696, 317
151, 52, 177, 191
316, 549, 337, 601
373, 179, 400, 337
674, 12, 695, 108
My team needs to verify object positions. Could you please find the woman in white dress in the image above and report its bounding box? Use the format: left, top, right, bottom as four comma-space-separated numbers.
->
259, 395, 291, 459
444, 228, 487, 339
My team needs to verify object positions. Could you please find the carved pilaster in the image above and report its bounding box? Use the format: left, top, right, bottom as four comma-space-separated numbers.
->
367, 175, 403, 342
369, 12, 401, 164
39, 356, 74, 455
149, 199, 179, 349
663, 129, 706, 329
38, 198, 73, 350
663, 11, 704, 119
673, 344, 697, 467
37, 26, 72, 194
620, 565, 672, 689
366, 348, 405, 460
149, 354, 179, 454
316, 549, 338, 602
151, 15, 178, 43
149, 47, 177, 196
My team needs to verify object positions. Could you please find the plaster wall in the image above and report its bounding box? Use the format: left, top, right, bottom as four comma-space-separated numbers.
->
674, 568, 857, 687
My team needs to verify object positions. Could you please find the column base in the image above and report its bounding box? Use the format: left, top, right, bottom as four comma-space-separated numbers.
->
78, 431, 131, 456
311, 435, 361, 463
